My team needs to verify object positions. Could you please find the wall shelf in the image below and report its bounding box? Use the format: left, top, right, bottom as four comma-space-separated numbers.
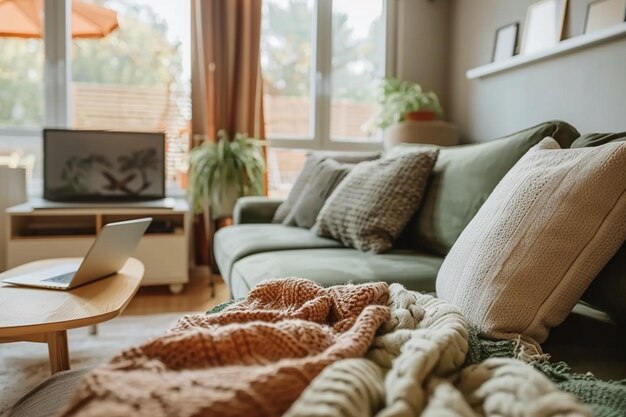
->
466, 23, 626, 80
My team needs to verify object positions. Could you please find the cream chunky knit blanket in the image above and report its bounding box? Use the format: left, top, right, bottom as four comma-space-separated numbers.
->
58, 279, 589, 417
285, 284, 590, 417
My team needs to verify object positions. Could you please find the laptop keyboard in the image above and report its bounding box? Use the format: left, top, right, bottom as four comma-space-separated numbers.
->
43, 272, 75, 284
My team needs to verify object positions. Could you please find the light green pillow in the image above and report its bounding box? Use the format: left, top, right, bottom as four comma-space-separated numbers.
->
397, 120, 579, 255
571, 132, 626, 148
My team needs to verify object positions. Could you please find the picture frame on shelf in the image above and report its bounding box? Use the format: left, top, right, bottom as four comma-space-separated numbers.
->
521, 0, 568, 55
492, 22, 519, 62
584, 0, 626, 34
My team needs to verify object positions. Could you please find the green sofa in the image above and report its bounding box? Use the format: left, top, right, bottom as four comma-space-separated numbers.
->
215, 121, 583, 297
214, 121, 626, 379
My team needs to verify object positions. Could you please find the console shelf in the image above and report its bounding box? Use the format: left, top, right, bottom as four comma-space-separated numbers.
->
5, 199, 191, 294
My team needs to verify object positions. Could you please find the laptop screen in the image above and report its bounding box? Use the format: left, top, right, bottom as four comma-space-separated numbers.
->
43, 129, 166, 202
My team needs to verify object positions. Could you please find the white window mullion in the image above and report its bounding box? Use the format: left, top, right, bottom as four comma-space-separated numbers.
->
44, 0, 72, 128
314, 0, 332, 149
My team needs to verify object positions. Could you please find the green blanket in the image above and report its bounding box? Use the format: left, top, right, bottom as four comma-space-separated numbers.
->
466, 329, 626, 417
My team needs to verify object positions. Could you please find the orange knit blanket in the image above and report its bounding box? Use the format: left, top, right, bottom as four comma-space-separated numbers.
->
58, 278, 390, 417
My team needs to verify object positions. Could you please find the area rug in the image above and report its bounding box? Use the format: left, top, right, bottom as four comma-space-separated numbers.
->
0, 312, 192, 416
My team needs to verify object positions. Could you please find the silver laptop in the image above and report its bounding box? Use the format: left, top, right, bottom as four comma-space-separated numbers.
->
2, 218, 152, 290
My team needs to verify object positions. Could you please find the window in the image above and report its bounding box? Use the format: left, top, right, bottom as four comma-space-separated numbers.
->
261, 0, 314, 139
0, 17, 45, 179
0, 38, 44, 128
261, 0, 388, 196
329, 0, 384, 142
0, 0, 190, 186
71, 0, 191, 184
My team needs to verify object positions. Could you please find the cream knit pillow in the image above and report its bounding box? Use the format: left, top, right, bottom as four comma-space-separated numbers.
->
436, 138, 626, 348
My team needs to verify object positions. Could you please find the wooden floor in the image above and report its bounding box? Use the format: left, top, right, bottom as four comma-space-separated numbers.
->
123, 267, 230, 316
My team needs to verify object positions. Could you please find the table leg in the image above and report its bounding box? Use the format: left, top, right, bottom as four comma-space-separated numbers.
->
46, 331, 69, 374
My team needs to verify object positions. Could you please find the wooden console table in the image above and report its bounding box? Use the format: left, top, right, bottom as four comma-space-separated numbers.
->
5, 199, 190, 294
0, 258, 143, 374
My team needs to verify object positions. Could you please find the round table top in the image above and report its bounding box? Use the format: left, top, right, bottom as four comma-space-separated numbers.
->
0, 258, 144, 338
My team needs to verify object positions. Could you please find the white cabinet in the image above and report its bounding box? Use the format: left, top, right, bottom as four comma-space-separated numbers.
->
5, 200, 191, 293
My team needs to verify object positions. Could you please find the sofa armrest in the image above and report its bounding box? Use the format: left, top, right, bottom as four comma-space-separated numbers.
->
233, 196, 284, 225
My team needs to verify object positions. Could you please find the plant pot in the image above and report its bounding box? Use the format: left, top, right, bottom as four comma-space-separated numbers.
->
405, 110, 436, 122
383, 121, 460, 150
211, 186, 240, 220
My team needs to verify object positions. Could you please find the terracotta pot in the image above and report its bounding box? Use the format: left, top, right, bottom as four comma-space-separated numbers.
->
405, 110, 436, 122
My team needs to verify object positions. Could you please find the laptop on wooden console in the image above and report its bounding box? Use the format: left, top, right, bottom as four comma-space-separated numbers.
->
1, 218, 152, 290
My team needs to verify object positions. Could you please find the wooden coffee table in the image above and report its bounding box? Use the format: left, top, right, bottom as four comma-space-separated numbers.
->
0, 258, 144, 374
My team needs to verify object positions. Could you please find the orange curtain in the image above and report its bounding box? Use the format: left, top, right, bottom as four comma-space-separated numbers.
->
191, 0, 265, 142
190, 0, 266, 269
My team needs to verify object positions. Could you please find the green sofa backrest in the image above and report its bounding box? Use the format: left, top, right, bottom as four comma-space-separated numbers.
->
388, 120, 580, 255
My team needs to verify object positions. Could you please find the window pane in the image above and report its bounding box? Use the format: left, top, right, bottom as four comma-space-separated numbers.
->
0, 38, 44, 128
267, 148, 307, 198
71, 0, 191, 184
0, 17, 44, 182
330, 0, 384, 142
261, 0, 314, 139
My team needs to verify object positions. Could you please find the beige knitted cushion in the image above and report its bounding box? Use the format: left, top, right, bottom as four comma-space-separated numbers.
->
313, 150, 438, 253
436, 138, 626, 348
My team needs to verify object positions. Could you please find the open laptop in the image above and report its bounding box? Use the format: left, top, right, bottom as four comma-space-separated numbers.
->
2, 218, 152, 290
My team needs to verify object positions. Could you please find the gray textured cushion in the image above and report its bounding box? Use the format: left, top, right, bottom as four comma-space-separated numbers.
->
229, 248, 444, 298
284, 159, 352, 228
313, 150, 438, 253
271, 152, 381, 223
213, 224, 343, 284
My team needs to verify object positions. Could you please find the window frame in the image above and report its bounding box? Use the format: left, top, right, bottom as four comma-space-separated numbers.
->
265, 0, 396, 152
0, 1, 72, 136
0, 0, 190, 195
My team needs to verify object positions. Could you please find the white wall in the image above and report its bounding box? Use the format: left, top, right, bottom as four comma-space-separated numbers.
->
394, 0, 452, 107
447, 0, 626, 142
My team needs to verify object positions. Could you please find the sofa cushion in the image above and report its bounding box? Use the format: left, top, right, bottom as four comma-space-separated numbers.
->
229, 248, 444, 298
272, 152, 381, 224
214, 225, 343, 284
389, 120, 579, 255
571, 132, 626, 148
284, 159, 352, 228
573, 132, 626, 325
436, 138, 626, 348
313, 150, 438, 253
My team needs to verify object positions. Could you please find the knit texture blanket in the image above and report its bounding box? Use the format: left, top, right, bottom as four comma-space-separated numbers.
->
285, 283, 591, 417
56, 279, 390, 417
56, 280, 610, 417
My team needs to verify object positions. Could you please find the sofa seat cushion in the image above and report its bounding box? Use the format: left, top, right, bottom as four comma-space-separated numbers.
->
214, 225, 344, 283
229, 248, 444, 298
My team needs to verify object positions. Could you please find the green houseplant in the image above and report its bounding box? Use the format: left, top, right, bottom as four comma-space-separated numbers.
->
366, 77, 444, 132
189, 130, 265, 219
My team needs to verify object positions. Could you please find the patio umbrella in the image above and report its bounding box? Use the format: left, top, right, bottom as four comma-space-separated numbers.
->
0, 0, 118, 39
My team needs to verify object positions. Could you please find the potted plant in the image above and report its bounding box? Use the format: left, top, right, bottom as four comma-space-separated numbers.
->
189, 130, 265, 219
365, 77, 444, 132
